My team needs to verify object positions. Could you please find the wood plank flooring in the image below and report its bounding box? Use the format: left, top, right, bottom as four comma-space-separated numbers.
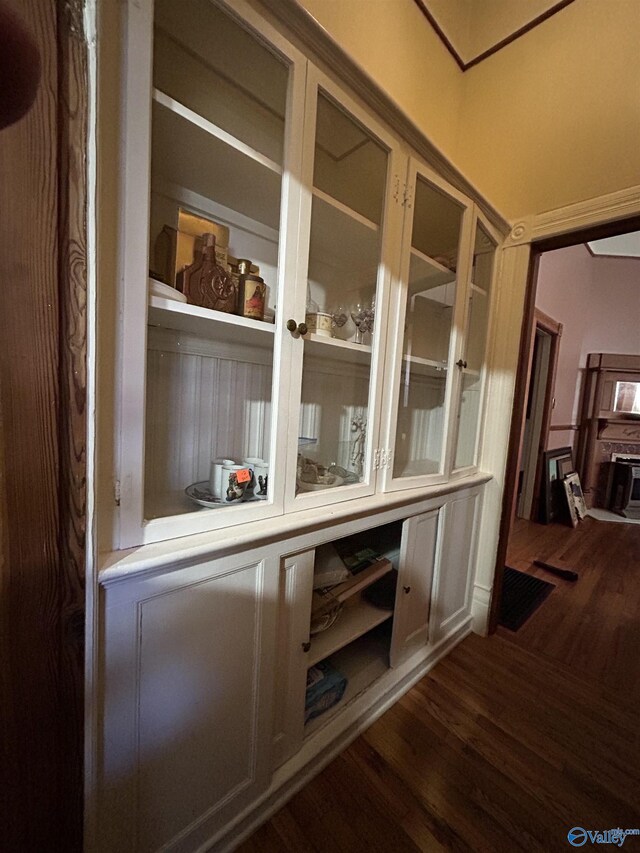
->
239, 517, 640, 852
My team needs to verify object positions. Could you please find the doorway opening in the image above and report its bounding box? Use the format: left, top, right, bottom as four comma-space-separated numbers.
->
516, 311, 562, 522
490, 214, 640, 634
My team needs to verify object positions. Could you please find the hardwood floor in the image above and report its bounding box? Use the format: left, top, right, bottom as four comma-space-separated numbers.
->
239, 517, 640, 852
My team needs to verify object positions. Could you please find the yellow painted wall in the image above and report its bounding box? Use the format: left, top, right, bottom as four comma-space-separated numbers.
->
297, 0, 464, 163
298, 0, 640, 222
457, 0, 640, 220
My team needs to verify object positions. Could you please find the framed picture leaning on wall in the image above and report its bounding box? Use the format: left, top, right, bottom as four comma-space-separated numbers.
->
563, 472, 587, 527
541, 447, 574, 524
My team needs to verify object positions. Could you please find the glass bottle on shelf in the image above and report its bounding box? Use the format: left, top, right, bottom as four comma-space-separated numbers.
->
182, 233, 237, 313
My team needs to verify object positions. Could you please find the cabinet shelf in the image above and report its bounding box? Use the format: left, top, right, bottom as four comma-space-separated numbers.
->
153, 89, 282, 175
402, 355, 448, 377
470, 282, 488, 296
409, 248, 456, 307
148, 291, 276, 346
304, 333, 372, 365
312, 187, 377, 232
152, 94, 282, 232
304, 626, 389, 737
309, 190, 380, 286
309, 599, 392, 666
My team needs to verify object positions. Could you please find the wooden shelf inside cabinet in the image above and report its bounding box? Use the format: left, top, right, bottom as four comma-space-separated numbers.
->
309, 598, 393, 667
312, 559, 392, 616
470, 282, 488, 296
309, 188, 380, 281
304, 628, 389, 738
152, 91, 282, 232
402, 355, 448, 378
304, 333, 372, 365
462, 367, 481, 379
409, 247, 456, 307
148, 292, 276, 346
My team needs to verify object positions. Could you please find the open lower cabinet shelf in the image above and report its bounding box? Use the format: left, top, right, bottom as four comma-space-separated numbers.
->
305, 623, 391, 737
309, 595, 393, 666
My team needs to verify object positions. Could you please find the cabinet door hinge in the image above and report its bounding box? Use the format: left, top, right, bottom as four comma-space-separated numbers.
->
373, 448, 381, 470
393, 174, 400, 203
402, 184, 413, 209
114, 479, 121, 507
379, 449, 393, 470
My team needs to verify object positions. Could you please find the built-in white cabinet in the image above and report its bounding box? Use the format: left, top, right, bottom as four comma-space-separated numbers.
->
94, 0, 500, 848
96, 487, 482, 852
110, 0, 500, 551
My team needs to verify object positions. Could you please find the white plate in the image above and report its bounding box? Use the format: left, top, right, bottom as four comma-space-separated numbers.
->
149, 278, 187, 303
185, 480, 266, 508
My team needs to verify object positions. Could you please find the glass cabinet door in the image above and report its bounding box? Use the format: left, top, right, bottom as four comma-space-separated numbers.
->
123, 0, 305, 544
289, 74, 398, 506
452, 216, 498, 471
385, 164, 472, 487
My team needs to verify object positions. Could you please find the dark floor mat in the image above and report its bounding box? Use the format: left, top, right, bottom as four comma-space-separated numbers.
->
499, 567, 555, 631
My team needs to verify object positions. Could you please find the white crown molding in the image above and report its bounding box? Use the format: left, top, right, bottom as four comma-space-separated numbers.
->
507, 185, 640, 246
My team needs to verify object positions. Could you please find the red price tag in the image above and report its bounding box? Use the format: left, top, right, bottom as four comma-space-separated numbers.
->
236, 468, 251, 484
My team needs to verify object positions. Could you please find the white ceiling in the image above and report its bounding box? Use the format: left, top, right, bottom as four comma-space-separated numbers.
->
420, 0, 573, 67
587, 233, 640, 259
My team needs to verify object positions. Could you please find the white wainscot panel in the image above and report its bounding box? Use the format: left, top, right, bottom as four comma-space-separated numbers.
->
299, 362, 369, 470
145, 328, 273, 501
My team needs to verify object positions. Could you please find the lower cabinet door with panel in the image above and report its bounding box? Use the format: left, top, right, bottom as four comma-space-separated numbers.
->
429, 488, 480, 645
390, 508, 439, 667
97, 551, 279, 853
272, 550, 315, 768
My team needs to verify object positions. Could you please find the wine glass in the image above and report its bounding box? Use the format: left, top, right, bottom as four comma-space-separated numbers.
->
350, 304, 364, 344
350, 300, 375, 345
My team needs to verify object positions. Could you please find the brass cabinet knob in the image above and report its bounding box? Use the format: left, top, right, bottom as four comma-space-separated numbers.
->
456, 359, 468, 369
286, 319, 308, 336
403, 585, 411, 594
301, 641, 311, 653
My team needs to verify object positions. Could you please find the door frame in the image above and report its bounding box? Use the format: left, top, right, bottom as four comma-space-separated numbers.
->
0, 1, 88, 849
518, 309, 563, 521
488, 210, 640, 634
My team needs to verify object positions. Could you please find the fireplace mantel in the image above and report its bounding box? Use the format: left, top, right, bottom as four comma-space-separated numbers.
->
577, 354, 640, 507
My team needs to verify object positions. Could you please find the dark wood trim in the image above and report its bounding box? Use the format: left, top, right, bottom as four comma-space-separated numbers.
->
56, 0, 88, 847
259, 0, 510, 235
549, 424, 579, 431
411, 0, 465, 71
488, 250, 541, 633
529, 310, 563, 520
464, 0, 576, 70
534, 309, 563, 338
535, 215, 640, 253
412, 0, 575, 71
0, 0, 87, 848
